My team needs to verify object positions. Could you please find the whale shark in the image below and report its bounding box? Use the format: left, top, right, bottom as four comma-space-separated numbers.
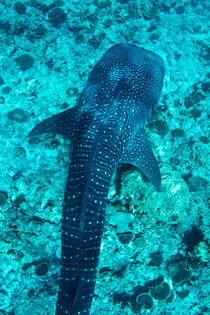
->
28, 43, 165, 314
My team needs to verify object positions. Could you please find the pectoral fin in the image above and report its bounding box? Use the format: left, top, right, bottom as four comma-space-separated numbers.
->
28, 105, 81, 138
119, 128, 161, 191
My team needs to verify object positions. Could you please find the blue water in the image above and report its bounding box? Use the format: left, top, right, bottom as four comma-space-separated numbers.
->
0, 1, 209, 314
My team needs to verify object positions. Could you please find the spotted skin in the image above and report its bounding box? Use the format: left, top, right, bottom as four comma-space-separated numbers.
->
28, 43, 165, 314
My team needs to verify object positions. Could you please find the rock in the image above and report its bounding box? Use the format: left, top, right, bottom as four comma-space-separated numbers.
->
96, 0, 111, 9
0, 75, 4, 85
35, 262, 49, 276
136, 293, 153, 309
15, 53, 33, 70
150, 282, 171, 300
7, 108, 29, 122
14, 1, 26, 15
48, 8, 67, 25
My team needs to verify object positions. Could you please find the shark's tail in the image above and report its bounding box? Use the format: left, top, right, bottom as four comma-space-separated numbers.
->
55, 133, 115, 315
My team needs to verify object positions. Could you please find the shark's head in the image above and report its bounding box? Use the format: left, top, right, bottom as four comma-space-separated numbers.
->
84, 43, 165, 125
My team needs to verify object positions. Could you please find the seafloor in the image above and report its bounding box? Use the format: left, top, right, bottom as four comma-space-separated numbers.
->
0, 0, 209, 314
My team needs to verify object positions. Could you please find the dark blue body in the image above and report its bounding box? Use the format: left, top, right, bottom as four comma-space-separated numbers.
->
28, 43, 165, 314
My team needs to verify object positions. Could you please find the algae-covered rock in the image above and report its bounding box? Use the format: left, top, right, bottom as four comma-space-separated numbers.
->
144, 170, 190, 224
7, 108, 29, 122
171, 263, 192, 284
199, 136, 209, 144
150, 282, 171, 300
0, 191, 8, 206
116, 167, 147, 209
171, 128, 185, 137
0, 75, 4, 85
96, 0, 111, 8
2, 86, 11, 94
183, 225, 204, 251
15, 53, 33, 70
150, 252, 163, 266
117, 232, 133, 244
176, 289, 190, 299
35, 262, 49, 276
13, 194, 26, 208
14, 1, 26, 14
35, 25, 46, 37
176, 5, 185, 14
185, 175, 208, 192
133, 236, 146, 249
194, 241, 210, 263
108, 211, 133, 232
143, 7, 157, 20
136, 293, 153, 309
148, 118, 169, 136
48, 8, 67, 25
